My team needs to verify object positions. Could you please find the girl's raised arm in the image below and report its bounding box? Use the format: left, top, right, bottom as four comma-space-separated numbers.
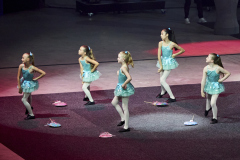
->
32, 66, 46, 81
172, 43, 185, 58
218, 67, 231, 83
121, 66, 132, 89
85, 57, 99, 72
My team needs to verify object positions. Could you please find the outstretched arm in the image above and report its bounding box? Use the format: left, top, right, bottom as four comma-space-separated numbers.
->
85, 57, 99, 72
172, 43, 185, 58
121, 66, 132, 89
32, 66, 46, 81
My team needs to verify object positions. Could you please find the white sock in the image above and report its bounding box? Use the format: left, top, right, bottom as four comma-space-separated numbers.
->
82, 82, 93, 102
122, 97, 130, 129
160, 70, 175, 99
111, 96, 125, 121
22, 93, 34, 116
211, 94, 219, 119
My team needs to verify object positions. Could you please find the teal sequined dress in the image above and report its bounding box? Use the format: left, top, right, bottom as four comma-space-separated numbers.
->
80, 57, 101, 83
21, 66, 39, 93
204, 67, 225, 95
156, 41, 179, 70
114, 69, 135, 97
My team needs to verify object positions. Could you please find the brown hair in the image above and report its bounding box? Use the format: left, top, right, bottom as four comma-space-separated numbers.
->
163, 28, 178, 51
210, 53, 223, 68
82, 45, 95, 69
210, 53, 224, 76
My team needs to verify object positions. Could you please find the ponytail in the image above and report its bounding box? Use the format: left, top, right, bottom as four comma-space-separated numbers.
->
82, 45, 96, 69
211, 53, 224, 76
121, 51, 134, 68
164, 28, 178, 51
26, 52, 35, 66
211, 53, 224, 68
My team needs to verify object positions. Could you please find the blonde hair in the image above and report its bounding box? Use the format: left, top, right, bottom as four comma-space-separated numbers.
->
120, 51, 134, 68
82, 45, 95, 69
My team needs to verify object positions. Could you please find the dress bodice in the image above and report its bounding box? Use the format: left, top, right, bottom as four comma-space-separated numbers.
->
118, 69, 127, 84
22, 66, 34, 81
161, 42, 173, 58
206, 68, 220, 82
80, 57, 91, 71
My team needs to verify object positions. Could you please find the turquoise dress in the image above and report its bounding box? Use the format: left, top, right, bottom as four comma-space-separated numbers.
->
204, 67, 225, 95
114, 69, 135, 97
156, 41, 179, 70
80, 57, 101, 83
21, 66, 39, 93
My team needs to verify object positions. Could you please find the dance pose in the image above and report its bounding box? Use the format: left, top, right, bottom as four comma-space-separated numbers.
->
78, 45, 101, 105
156, 28, 185, 103
201, 53, 231, 124
17, 52, 46, 120
112, 51, 135, 132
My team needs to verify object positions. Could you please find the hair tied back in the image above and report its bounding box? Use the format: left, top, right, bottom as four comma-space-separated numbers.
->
125, 51, 128, 54
88, 46, 91, 50
30, 52, 33, 56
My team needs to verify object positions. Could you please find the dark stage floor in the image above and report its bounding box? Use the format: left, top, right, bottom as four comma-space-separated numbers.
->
0, 82, 240, 160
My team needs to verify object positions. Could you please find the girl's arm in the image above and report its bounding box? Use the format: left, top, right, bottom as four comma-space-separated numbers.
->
121, 66, 132, 89
85, 57, 99, 72
172, 43, 185, 58
201, 66, 207, 98
78, 58, 84, 77
218, 67, 231, 82
17, 64, 23, 93
32, 66, 46, 81
158, 41, 163, 73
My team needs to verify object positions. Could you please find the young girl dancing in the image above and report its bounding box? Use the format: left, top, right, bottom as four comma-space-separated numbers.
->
17, 52, 46, 120
156, 28, 185, 103
112, 51, 135, 132
78, 45, 101, 105
201, 53, 231, 124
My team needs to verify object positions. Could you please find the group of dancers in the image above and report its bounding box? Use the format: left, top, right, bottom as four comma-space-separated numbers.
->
17, 28, 231, 132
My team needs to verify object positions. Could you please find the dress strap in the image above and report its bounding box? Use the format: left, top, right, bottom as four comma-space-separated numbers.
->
28, 65, 33, 70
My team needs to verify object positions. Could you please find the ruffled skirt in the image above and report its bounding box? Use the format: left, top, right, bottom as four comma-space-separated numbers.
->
156, 57, 179, 70
204, 81, 225, 95
80, 70, 101, 83
114, 83, 135, 97
21, 79, 39, 93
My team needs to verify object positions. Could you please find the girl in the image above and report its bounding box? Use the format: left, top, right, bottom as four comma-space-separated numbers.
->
111, 51, 134, 132
156, 28, 185, 103
201, 53, 231, 124
78, 45, 101, 105
17, 52, 46, 120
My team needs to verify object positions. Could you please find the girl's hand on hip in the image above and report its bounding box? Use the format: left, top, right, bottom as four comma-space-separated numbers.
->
122, 84, 127, 90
